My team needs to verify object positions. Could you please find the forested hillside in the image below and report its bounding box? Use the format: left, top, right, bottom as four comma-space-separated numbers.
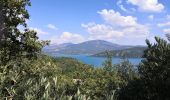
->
93, 47, 146, 58
0, 0, 170, 100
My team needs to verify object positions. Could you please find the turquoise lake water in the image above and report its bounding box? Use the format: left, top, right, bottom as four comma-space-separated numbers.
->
52, 53, 142, 67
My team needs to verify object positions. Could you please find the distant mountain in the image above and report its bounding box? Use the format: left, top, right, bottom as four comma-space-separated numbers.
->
43, 40, 133, 54
93, 47, 147, 58
59, 43, 74, 47
43, 43, 74, 53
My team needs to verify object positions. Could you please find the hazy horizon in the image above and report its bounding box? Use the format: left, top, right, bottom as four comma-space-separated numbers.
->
49, 39, 147, 46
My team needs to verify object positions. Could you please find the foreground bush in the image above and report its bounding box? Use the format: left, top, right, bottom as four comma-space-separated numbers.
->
118, 36, 170, 100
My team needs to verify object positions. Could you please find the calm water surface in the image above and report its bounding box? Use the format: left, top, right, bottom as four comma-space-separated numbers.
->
51, 53, 142, 67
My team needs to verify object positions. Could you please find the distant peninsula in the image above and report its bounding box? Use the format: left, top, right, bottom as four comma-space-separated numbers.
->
92, 47, 146, 58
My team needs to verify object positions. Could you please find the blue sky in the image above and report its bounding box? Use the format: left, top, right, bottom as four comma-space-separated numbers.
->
27, 0, 170, 45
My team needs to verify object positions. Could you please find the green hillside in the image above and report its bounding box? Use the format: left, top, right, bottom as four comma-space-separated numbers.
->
93, 47, 146, 58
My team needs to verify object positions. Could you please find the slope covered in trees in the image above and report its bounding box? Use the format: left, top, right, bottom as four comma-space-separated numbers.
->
93, 47, 146, 58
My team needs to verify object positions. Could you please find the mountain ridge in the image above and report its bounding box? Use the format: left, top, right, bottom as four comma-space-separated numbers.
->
43, 40, 145, 55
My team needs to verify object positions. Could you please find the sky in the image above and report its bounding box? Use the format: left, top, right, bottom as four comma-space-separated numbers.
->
27, 0, 170, 45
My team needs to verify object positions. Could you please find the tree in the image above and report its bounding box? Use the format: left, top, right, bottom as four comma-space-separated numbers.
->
166, 33, 170, 41
116, 59, 137, 87
118, 36, 170, 100
0, 0, 45, 65
138, 36, 170, 100
0, 0, 49, 99
103, 51, 113, 72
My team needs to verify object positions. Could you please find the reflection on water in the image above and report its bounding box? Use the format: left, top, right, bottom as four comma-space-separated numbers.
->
51, 53, 143, 67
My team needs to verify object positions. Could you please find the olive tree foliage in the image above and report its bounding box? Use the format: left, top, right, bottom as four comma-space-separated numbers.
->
0, 0, 52, 99
0, 0, 49, 65
103, 51, 114, 72
116, 59, 138, 87
102, 51, 138, 100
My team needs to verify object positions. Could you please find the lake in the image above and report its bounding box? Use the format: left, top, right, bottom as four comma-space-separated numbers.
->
50, 53, 143, 67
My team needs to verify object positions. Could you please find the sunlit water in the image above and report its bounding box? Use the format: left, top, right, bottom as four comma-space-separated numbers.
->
51, 53, 143, 67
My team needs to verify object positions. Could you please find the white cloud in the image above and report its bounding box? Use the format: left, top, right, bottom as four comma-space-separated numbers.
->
148, 15, 154, 20
98, 9, 149, 37
157, 22, 170, 27
122, 24, 149, 38
163, 29, 170, 34
50, 32, 85, 44
98, 9, 137, 27
82, 22, 149, 39
127, 0, 164, 13
82, 23, 123, 40
117, 0, 128, 12
157, 15, 170, 27
30, 27, 49, 35
82, 9, 150, 45
167, 15, 170, 20
47, 24, 58, 30
120, 5, 128, 12
131, 8, 136, 12
117, 0, 122, 5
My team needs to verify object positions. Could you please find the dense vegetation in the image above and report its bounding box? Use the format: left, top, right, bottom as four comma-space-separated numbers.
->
93, 47, 146, 58
0, 0, 170, 100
